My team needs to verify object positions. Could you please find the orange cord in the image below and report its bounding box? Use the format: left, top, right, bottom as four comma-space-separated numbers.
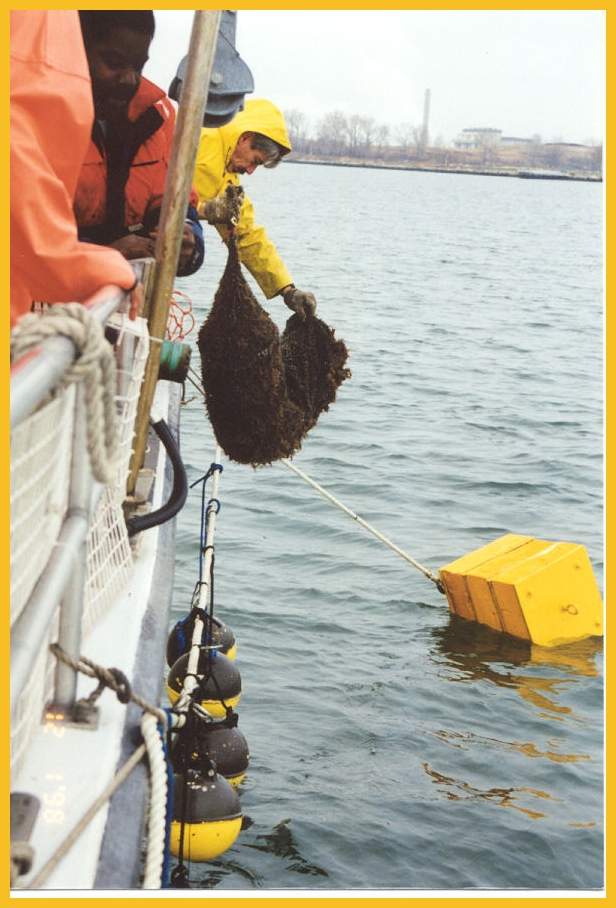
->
166, 290, 195, 340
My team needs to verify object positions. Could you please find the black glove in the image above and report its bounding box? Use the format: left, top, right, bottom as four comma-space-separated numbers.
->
199, 184, 245, 225
282, 286, 317, 319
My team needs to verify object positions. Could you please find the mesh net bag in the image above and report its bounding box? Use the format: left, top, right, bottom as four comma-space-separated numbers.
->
282, 312, 351, 435
198, 238, 350, 466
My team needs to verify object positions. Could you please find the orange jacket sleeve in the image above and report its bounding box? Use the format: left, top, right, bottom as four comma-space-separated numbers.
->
10, 11, 137, 328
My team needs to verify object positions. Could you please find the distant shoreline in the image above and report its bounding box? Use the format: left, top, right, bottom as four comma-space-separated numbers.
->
286, 156, 602, 183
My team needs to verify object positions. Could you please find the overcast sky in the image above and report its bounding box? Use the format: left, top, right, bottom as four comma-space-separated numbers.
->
144, 9, 605, 147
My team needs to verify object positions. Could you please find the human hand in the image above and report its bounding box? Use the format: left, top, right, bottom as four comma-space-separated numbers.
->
176, 224, 196, 272
198, 184, 245, 225
282, 286, 317, 320
146, 223, 195, 273
111, 234, 156, 260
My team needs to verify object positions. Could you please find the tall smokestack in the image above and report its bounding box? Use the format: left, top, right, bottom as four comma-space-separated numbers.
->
422, 88, 431, 146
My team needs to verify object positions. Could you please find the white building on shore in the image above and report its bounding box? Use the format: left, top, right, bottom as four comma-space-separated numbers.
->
453, 127, 501, 149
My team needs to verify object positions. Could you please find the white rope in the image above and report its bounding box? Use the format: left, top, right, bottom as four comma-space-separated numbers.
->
177, 366, 439, 587
172, 448, 223, 716
26, 717, 170, 890
141, 713, 170, 890
10, 303, 119, 484
28, 743, 147, 889
24, 647, 174, 890
281, 458, 445, 591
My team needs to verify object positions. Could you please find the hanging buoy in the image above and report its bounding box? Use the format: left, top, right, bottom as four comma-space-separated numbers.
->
194, 722, 249, 788
170, 769, 242, 862
171, 713, 250, 788
166, 612, 237, 667
439, 534, 604, 647
166, 650, 242, 716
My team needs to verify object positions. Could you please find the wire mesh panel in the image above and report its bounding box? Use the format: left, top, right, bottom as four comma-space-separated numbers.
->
106, 313, 150, 496
10, 388, 73, 625
83, 315, 149, 635
10, 314, 150, 778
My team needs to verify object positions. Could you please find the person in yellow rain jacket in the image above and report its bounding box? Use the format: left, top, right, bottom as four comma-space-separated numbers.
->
193, 98, 317, 320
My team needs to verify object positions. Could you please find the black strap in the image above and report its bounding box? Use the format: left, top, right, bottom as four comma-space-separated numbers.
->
81, 106, 164, 245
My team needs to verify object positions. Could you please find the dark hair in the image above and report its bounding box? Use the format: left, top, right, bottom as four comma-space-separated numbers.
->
79, 10, 155, 47
250, 133, 289, 169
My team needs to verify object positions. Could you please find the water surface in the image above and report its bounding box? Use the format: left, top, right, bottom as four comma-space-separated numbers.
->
168, 164, 604, 893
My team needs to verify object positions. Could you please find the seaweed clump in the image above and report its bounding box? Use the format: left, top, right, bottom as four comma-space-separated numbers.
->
198, 238, 350, 466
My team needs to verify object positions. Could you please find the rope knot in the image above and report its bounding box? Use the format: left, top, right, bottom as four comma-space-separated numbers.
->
106, 667, 132, 704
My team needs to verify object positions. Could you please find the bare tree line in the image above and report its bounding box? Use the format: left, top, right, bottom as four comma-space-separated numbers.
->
283, 107, 603, 175
284, 108, 432, 159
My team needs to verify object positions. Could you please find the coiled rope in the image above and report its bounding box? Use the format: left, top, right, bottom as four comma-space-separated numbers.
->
10, 302, 119, 484
140, 713, 171, 890
27, 644, 174, 890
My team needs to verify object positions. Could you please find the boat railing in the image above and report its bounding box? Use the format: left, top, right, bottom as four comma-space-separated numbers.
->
10, 272, 152, 785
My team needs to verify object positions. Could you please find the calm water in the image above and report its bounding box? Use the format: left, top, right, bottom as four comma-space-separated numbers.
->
168, 164, 604, 893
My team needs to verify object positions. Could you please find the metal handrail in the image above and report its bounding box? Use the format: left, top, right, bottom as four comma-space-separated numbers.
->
10, 284, 131, 720
10, 284, 127, 430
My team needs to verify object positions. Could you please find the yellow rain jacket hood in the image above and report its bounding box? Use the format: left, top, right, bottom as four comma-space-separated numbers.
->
193, 99, 293, 298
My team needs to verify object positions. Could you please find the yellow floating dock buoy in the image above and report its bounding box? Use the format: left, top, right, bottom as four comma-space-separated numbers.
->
439, 534, 604, 648
278, 459, 603, 650
170, 770, 243, 862
167, 650, 242, 717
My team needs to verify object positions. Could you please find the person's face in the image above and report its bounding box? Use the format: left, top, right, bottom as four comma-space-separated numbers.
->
86, 27, 151, 118
227, 133, 268, 175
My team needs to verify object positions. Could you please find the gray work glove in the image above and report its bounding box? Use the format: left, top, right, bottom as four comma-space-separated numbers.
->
282, 286, 317, 320
199, 184, 245, 225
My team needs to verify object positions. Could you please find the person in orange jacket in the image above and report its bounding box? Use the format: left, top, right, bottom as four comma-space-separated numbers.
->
74, 10, 204, 278
10, 9, 141, 329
